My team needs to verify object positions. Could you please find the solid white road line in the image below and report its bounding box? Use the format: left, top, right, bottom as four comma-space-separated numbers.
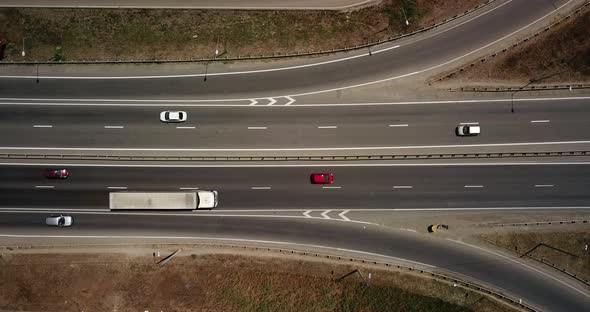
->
0, 233, 432, 268
34, 185, 55, 189
2, 96, 589, 107
5, 139, 590, 152
176, 126, 196, 129
33, 125, 53, 128
179, 187, 199, 190
530, 120, 550, 124
338, 210, 351, 221
464, 185, 484, 188
447, 239, 590, 298
107, 186, 127, 190
393, 186, 413, 189
459, 122, 479, 125
317, 126, 338, 129
2, 162, 590, 169
321, 210, 332, 219
322, 186, 342, 189
534, 184, 554, 188
251, 186, 271, 190
247, 126, 268, 130
388, 124, 409, 127
104, 125, 125, 129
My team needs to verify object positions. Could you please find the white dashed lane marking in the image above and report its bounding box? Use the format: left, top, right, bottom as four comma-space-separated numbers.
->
33, 125, 53, 128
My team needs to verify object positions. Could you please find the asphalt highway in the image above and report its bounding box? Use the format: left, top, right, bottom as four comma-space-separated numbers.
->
0, 0, 577, 99
1, 164, 589, 209
1, 99, 589, 149
0, 212, 588, 311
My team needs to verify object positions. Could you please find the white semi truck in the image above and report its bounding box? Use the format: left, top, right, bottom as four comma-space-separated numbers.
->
109, 191, 218, 210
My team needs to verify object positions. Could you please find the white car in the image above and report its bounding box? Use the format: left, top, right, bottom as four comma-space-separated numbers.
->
456, 125, 481, 136
160, 111, 187, 123
45, 215, 73, 227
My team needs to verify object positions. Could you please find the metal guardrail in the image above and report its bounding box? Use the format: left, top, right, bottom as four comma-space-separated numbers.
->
0, 0, 497, 65
430, 2, 590, 85
0, 242, 539, 311
1, 150, 589, 161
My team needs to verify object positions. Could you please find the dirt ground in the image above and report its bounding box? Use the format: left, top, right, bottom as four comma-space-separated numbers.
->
480, 229, 590, 282
0, 248, 514, 312
445, 8, 590, 86
0, 0, 486, 62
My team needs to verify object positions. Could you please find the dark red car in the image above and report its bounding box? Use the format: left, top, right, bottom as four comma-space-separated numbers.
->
44, 169, 69, 179
310, 173, 334, 184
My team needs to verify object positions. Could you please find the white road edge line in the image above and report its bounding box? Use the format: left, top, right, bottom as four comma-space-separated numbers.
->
0, 233, 433, 268
2, 162, 590, 168
530, 120, 550, 123
247, 126, 268, 130
534, 184, 554, 188
322, 186, 342, 189
107, 186, 127, 190
447, 239, 590, 298
388, 124, 409, 127
338, 210, 351, 221
34, 185, 55, 189
33, 125, 53, 128
317, 126, 338, 129
104, 126, 125, 129
321, 210, 332, 219
393, 186, 413, 189
251, 186, 271, 190
464, 185, 484, 188
5, 139, 590, 152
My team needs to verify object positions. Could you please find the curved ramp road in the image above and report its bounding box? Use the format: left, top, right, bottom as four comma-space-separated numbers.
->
0, 213, 588, 311
0, 0, 378, 10
1, 164, 590, 209
0, 0, 580, 99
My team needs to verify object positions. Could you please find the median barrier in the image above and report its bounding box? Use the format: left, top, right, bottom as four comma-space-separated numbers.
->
1, 150, 589, 161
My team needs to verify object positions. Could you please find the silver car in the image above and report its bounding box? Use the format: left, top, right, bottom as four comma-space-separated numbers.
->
160, 111, 187, 123
45, 215, 73, 227
456, 125, 481, 136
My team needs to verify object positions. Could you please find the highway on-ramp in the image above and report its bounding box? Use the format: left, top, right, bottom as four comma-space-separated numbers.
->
0, 0, 582, 100
0, 212, 589, 311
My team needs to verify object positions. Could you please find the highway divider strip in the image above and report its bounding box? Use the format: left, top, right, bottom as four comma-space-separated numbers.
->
1, 150, 589, 161
0, 241, 538, 311
0, 0, 497, 65
429, 1, 590, 86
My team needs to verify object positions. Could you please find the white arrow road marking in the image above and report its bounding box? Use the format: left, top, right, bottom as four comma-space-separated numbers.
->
338, 210, 351, 221
321, 210, 332, 219
249, 99, 258, 106
303, 210, 312, 218
267, 98, 277, 106
285, 96, 295, 106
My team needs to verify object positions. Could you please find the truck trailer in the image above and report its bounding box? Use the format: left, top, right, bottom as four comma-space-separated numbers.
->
109, 191, 218, 210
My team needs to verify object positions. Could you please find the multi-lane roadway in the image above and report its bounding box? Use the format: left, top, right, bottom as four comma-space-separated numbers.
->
1, 0, 590, 310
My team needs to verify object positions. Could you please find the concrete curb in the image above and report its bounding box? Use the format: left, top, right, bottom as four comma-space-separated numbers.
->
0, 0, 497, 65
429, 2, 590, 85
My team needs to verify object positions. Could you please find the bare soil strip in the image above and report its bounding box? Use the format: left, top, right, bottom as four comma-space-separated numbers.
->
0, 0, 486, 62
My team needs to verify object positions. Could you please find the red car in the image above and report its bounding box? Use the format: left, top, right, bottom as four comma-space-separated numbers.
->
44, 169, 69, 179
310, 173, 334, 184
